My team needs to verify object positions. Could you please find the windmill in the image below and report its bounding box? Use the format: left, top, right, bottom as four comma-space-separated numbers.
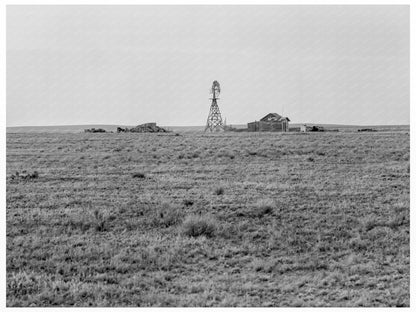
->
205, 80, 223, 132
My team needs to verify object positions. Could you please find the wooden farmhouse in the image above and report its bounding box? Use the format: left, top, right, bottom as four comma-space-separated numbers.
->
248, 113, 290, 132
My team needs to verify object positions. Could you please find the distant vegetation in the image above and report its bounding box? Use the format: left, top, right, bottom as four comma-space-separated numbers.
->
84, 128, 107, 133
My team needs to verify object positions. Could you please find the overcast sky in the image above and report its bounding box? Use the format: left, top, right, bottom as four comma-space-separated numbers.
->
7, 5, 409, 126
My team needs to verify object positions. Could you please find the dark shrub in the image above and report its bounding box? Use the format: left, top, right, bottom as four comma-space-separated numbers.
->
183, 199, 194, 207
132, 172, 146, 179
9, 170, 39, 180
95, 219, 107, 232
214, 187, 224, 195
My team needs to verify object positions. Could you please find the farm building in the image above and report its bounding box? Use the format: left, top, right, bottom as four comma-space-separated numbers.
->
248, 113, 290, 132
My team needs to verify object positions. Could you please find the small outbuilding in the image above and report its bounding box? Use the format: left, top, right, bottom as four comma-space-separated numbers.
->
248, 113, 290, 132
300, 124, 307, 132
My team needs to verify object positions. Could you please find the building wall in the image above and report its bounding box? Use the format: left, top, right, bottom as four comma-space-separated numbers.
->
247, 121, 288, 132
248, 122, 258, 131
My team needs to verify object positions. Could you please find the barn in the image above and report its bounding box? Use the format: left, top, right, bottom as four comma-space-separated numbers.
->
247, 113, 290, 132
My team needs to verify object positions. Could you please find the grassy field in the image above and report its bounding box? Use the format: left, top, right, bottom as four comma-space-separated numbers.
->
6, 128, 410, 307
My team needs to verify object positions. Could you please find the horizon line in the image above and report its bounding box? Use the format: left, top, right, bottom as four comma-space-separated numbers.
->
6, 123, 411, 128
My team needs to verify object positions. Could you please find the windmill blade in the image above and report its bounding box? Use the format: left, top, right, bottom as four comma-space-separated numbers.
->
211, 81, 221, 95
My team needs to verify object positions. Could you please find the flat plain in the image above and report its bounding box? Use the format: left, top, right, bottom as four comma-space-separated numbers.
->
6, 127, 410, 307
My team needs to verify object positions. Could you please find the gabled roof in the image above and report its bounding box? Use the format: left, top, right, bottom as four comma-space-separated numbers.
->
260, 113, 282, 122
260, 113, 290, 122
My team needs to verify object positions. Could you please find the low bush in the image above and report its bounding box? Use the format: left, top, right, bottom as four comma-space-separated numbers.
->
182, 214, 217, 238
132, 172, 146, 179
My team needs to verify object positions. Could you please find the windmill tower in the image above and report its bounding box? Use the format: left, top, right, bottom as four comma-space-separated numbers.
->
205, 80, 223, 132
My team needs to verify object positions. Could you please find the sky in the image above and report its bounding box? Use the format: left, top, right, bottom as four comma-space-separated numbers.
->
6, 5, 409, 127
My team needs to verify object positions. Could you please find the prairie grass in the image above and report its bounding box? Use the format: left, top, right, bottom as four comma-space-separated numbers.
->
6, 128, 410, 306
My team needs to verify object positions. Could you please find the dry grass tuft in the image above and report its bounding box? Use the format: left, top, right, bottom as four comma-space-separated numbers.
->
253, 198, 275, 217
153, 203, 184, 228
182, 214, 217, 238
93, 209, 109, 232
214, 187, 225, 195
